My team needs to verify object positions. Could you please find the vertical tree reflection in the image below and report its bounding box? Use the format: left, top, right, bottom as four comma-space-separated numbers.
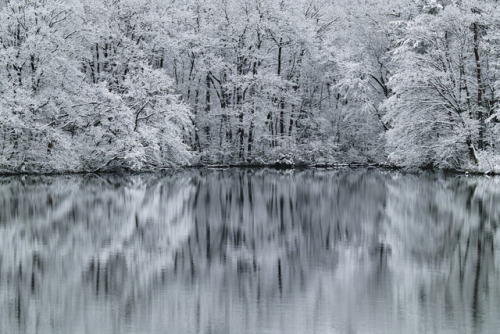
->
385, 174, 500, 334
0, 170, 499, 334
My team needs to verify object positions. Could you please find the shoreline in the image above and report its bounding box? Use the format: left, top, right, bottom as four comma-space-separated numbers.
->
0, 163, 498, 177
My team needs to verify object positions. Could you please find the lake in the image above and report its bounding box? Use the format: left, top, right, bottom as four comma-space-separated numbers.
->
0, 169, 499, 334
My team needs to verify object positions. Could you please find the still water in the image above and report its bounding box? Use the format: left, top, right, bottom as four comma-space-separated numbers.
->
0, 169, 499, 334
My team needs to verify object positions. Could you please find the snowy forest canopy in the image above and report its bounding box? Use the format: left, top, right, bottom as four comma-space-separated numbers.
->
0, 0, 500, 173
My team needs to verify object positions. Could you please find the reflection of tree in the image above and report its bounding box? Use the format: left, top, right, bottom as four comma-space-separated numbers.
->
169, 170, 388, 284
0, 170, 499, 334
0, 173, 197, 333
385, 174, 500, 334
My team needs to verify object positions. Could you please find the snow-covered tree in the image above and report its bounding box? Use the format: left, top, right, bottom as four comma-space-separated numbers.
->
0, 0, 193, 173
384, 1, 499, 169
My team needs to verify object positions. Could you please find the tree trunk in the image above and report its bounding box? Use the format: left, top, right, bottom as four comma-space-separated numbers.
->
473, 22, 484, 150
205, 74, 211, 141
277, 38, 285, 137
247, 120, 253, 160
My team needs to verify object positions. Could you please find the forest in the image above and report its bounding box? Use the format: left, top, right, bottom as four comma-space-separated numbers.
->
0, 0, 499, 173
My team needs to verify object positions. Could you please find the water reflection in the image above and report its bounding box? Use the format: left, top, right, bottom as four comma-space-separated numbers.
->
0, 169, 499, 334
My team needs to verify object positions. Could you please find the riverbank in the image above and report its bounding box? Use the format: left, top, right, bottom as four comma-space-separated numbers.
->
2, 161, 499, 177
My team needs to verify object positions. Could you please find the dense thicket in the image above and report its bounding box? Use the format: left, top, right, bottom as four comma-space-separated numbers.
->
0, 0, 499, 172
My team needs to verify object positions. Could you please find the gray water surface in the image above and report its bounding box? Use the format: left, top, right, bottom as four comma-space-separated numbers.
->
1, 169, 499, 334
